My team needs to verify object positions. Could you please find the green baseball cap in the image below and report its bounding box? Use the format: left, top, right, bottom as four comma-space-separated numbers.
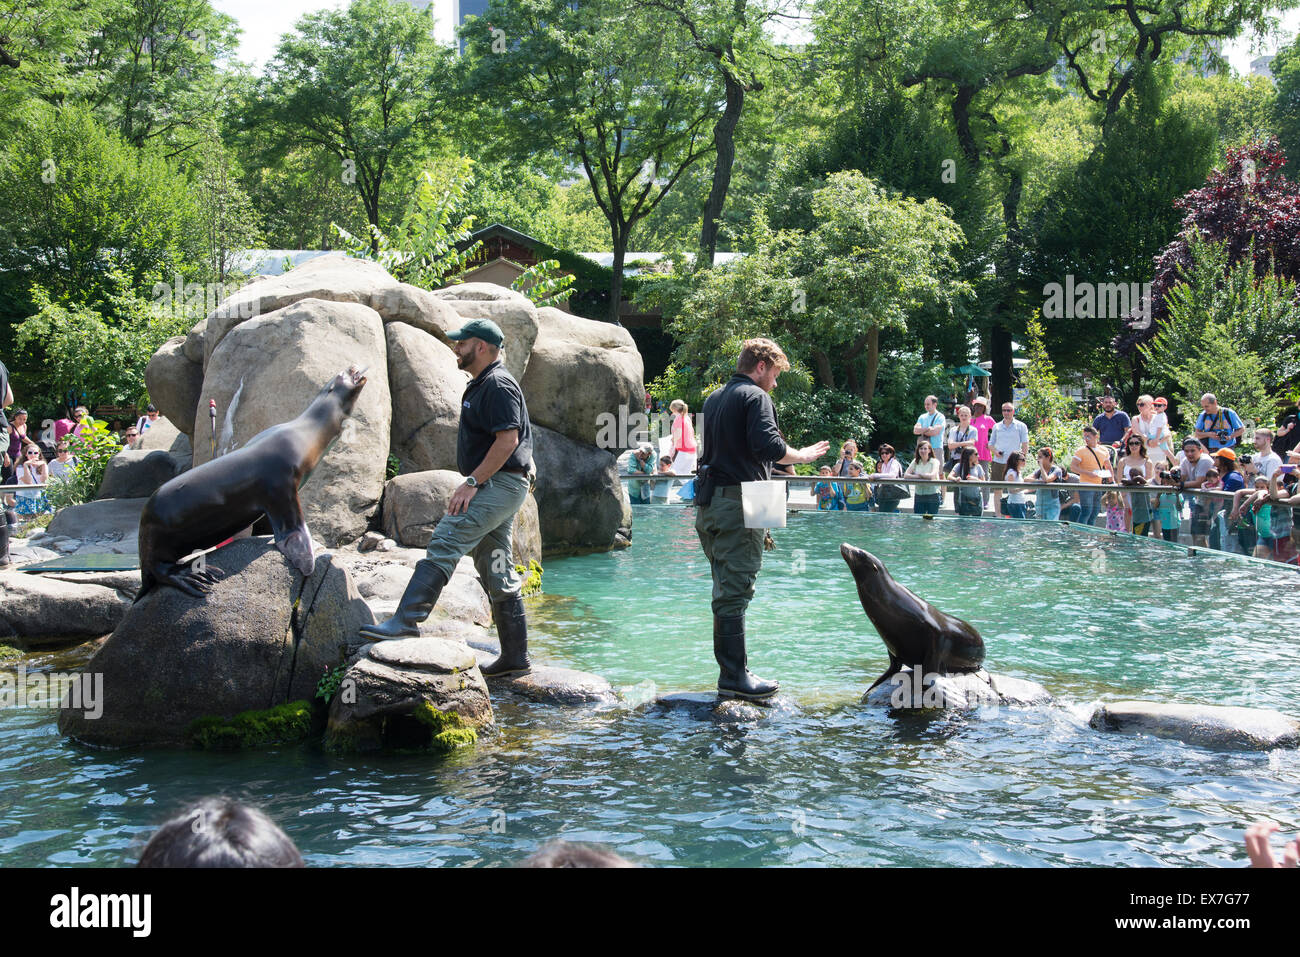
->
447, 318, 504, 347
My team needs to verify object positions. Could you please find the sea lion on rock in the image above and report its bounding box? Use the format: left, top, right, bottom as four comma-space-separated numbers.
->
136, 366, 368, 601
840, 543, 985, 692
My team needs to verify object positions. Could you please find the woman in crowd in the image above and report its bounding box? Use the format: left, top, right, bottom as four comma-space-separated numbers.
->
868, 444, 905, 513
1118, 435, 1155, 533
13, 439, 50, 516
1130, 395, 1174, 468
1027, 447, 1067, 521
1002, 452, 1028, 518
47, 441, 77, 483
668, 399, 696, 477
947, 446, 985, 517
904, 440, 943, 515
836, 439, 861, 476
970, 397, 996, 508
945, 405, 977, 512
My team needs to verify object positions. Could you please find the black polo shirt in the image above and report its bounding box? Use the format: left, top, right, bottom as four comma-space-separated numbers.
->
458, 359, 532, 476
698, 373, 788, 486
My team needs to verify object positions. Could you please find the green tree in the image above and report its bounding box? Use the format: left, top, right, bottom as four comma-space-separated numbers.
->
1140, 233, 1300, 423
663, 170, 969, 410
0, 104, 206, 323
463, 0, 719, 320
69, 0, 242, 154
256, 0, 457, 249
333, 156, 481, 290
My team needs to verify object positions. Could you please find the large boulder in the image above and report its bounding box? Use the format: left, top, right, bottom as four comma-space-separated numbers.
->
380, 471, 542, 568
202, 254, 461, 366
520, 306, 644, 447
58, 537, 373, 748
0, 574, 129, 649
135, 417, 192, 473
193, 298, 392, 546
532, 425, 631, 556
354, 555, 491, 630
96, 449, 182, 500
144, 337, 204, 439
386, 321, 466, 473
1090, 701, 1300, 751
325, 637, 493, 752
429, 283, 538, 383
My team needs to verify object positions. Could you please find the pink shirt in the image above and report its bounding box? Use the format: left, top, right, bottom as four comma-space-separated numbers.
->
971, 415, 995, 461
672, 413, 696, 453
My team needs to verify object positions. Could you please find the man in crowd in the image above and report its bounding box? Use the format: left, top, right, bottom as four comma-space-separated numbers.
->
359, 318, 536, 678
1069, 425, 1111, 527
1252, 428, 1282, 479
989, 400, 1029, 517
1092, 394, 1130, 460
1194, 393, 1243, 453
694, 338, 828, 700
912, 394, 946, 458
1177, 438, 1214, 547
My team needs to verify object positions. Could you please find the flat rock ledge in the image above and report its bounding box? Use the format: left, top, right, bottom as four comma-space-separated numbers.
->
652, 691, 801, 724
860, 668, 1054, 709
1090, 701, 1300, 751
493, 662, 619, 706
325, 636, 493, 752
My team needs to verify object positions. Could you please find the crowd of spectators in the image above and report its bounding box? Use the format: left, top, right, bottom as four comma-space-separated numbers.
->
624, 391, 1300, 566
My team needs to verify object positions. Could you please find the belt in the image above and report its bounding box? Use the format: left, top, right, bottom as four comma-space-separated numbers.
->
715, 485, 743, 499
498, 466, 529, 475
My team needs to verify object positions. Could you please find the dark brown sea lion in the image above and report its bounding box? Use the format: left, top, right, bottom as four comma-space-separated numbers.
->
840, 543, 986, 692
135, 366, 368, 601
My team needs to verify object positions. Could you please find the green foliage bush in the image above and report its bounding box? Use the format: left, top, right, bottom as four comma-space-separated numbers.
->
45, 419, 128, 510
774, 388, 875, 455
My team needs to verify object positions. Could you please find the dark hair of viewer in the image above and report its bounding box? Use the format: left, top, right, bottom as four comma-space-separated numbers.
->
138, 797, 305, 868
520, 840, 636, 868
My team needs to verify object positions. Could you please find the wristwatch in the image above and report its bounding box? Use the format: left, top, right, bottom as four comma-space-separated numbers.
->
465, 475, 478, 488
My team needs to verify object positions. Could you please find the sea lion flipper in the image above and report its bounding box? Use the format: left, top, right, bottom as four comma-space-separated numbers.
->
866, 655, 903, 693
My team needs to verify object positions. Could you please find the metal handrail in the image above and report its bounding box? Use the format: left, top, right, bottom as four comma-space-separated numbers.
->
617, 473, 1277, 502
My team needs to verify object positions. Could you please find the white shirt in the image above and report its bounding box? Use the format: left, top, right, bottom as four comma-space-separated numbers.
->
1255, 450, 1282, 479
990, 419, 1029, 463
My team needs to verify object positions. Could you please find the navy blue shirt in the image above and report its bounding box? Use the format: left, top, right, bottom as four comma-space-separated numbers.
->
1093, 410, 1130, 446
457, 359, 532, 476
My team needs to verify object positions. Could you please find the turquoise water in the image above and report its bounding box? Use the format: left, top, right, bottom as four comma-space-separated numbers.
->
2, 507, 1299, 867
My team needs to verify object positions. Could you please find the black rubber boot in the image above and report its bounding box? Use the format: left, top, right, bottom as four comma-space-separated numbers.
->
714, 614, 778, 700
482, 595, 531, 678
358, 561, 447, 641
0, 519, 10, 567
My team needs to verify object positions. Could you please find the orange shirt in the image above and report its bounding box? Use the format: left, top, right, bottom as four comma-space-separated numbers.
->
1072, 444, 1110, 484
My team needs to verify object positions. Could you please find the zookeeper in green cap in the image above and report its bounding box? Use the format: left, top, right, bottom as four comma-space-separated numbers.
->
359, 317, 536, 678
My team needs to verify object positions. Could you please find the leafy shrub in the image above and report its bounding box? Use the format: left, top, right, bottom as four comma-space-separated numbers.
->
45, 419, 123, 509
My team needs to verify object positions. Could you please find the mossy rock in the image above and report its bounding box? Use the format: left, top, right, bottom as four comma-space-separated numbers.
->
324, 701, 478, 754
514, 559, 544, 598
187, 700, 313, 750
0, 643, 23, 662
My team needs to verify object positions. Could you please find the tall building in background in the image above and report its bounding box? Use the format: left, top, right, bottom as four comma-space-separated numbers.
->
403, 0, 491, 49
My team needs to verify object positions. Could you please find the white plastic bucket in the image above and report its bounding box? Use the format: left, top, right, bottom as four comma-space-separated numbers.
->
741, 480, 787, 528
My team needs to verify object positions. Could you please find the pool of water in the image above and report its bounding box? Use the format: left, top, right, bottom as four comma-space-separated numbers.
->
2, 508, 1298, 867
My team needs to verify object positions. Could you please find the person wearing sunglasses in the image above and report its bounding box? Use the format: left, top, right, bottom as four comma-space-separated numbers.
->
1117, 434, 1154, 534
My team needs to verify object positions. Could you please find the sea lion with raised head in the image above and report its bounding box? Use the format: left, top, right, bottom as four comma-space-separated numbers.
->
840, 543, 985, 691
135, 366, 368, 601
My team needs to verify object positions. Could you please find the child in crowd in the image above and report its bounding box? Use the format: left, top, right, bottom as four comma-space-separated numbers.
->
1202, 468, 1221, 491
812, 466, 842, 511
1103, 489, 1126, 532
1153, 471, 1182, 542
1002, 452, 1028, 519
842, 461, 872, 511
